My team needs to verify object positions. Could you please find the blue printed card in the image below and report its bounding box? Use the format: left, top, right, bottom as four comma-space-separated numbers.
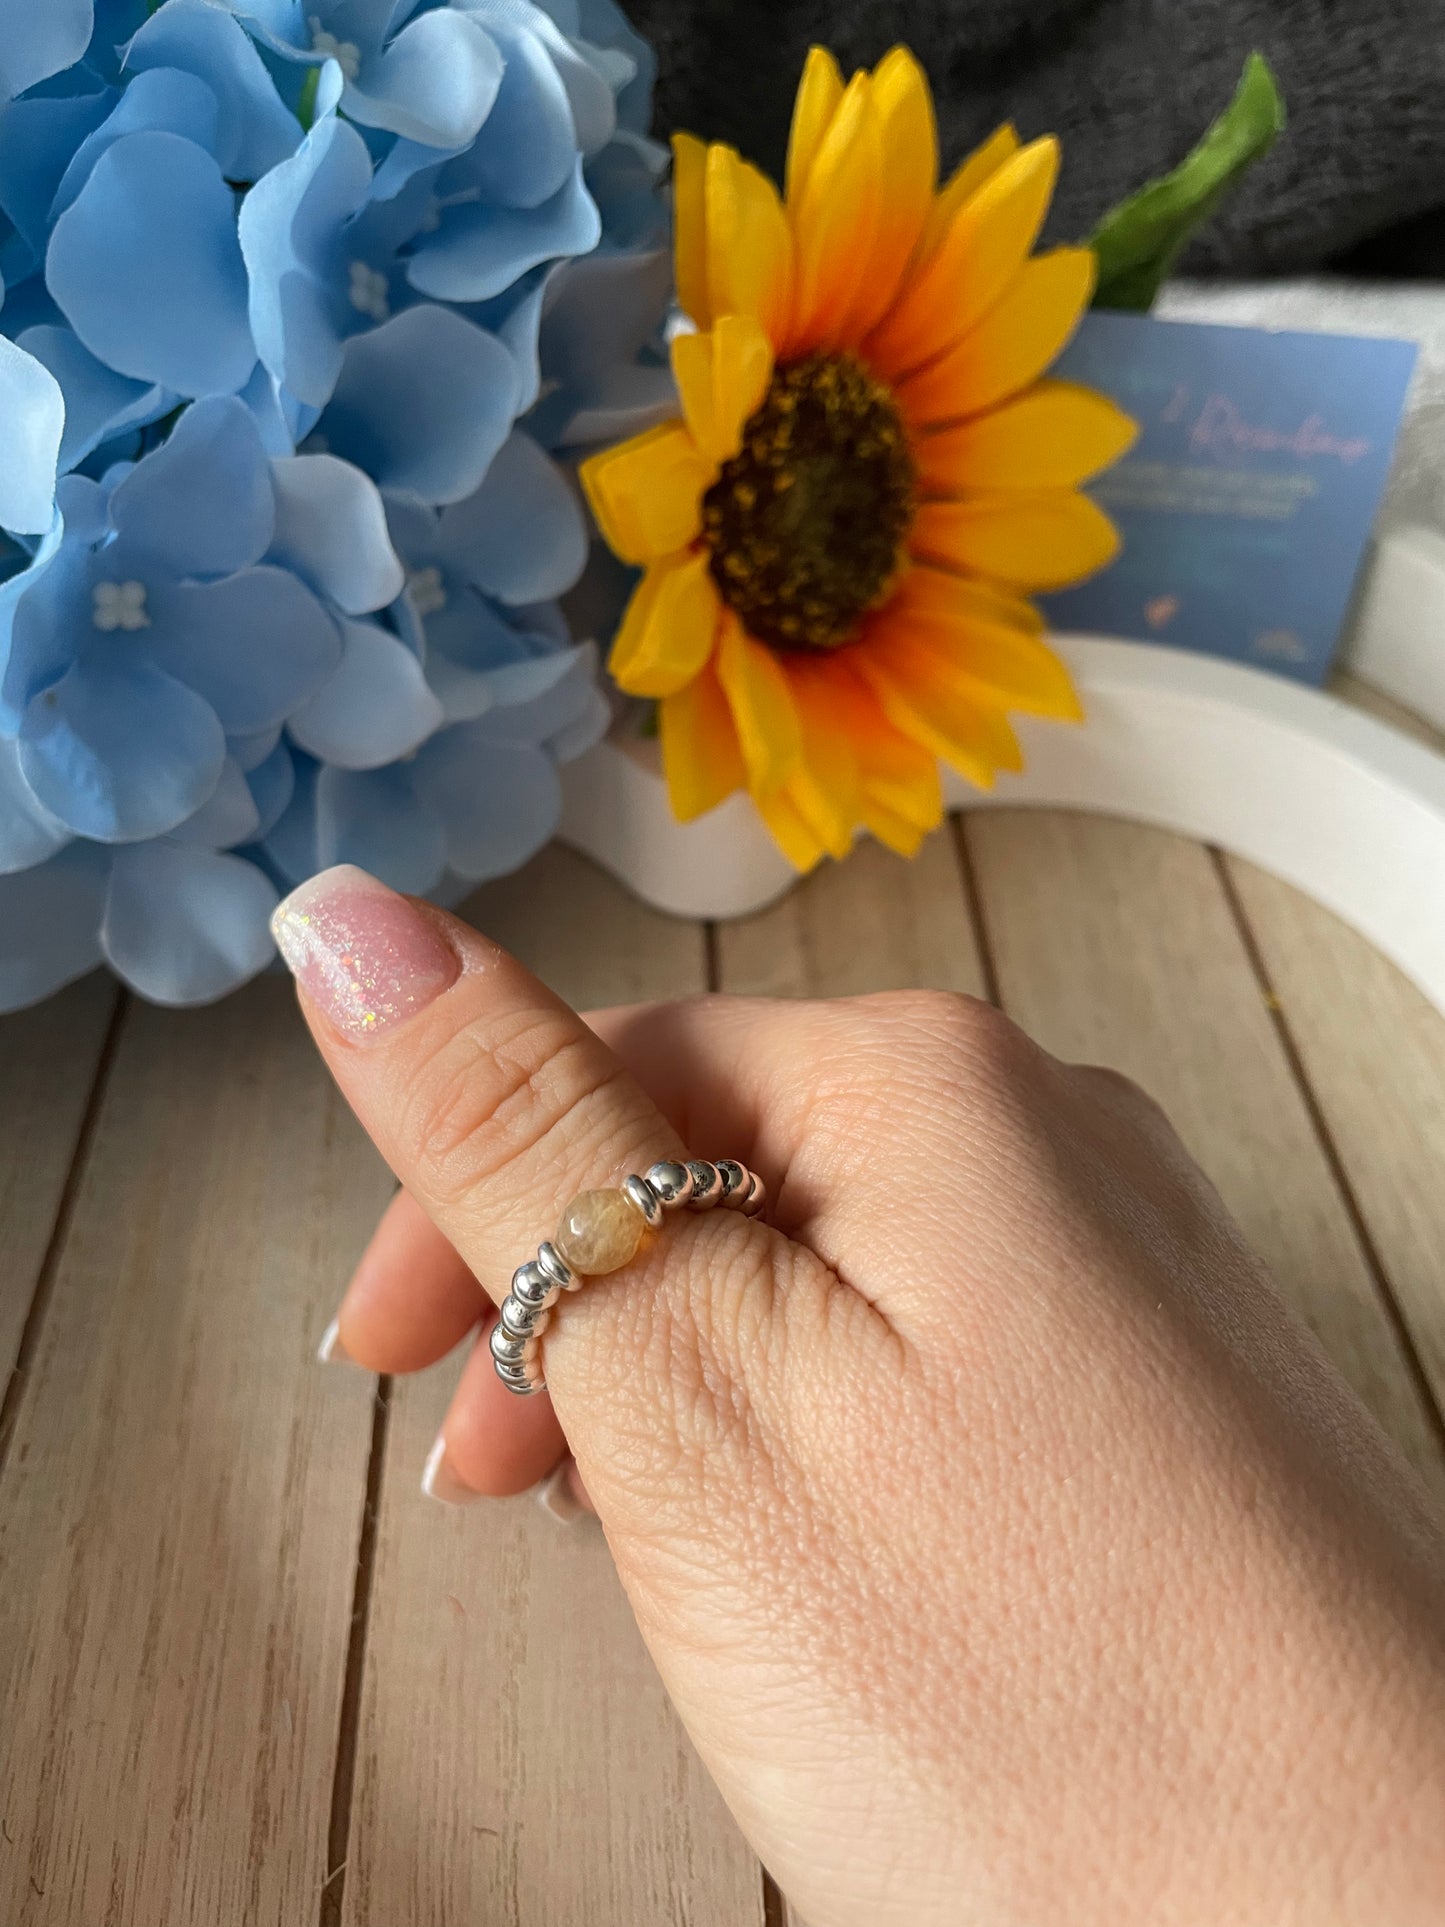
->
1040, 311, 1418, 684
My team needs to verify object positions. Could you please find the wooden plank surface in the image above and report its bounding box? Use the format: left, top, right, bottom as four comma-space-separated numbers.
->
1225, 857, 1445, 1421
0, 976, 117, 1390
0, 982, 389, 1925
717, 829, 987, 1000
963, 810, 1445, 1483
341, 844, 764, 1927
1219, 683, 1445, 1427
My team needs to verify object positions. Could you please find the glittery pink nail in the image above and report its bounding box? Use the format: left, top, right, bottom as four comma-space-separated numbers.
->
271, 865, 459, 1040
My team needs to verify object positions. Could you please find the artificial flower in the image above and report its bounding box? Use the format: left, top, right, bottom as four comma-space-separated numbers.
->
219, 0, 506, 148
0, 398, 607, 1009
582, 45, 1137, 868
0, 0, 665, 1011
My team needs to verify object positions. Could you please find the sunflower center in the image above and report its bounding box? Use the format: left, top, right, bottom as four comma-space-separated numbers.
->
700, 352, 916, 652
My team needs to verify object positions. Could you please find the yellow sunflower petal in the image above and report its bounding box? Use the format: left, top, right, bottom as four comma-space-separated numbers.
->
785, 44, 846, 205
897, 562, 1046, 637
659, 657, 746, 820
704, 145, 795, 340
861, 796, 931, 856
784, 666, 862, 859
787, 72, 883, 355
782, 771, 854, 861
867, 759, 943, 832
609, 552, 722, 697
838, 46, 937, 344
672, 315, 775, 465
715, 611, 803, 792
894, 246, 1097, 427
866, 137, 1059, 377
920, 123, 1020, 260
910, 490, 1121, 591
854, 629, 1023, 788
915, 380, 1139, 493
756, 784, 828, 872
886, 570, 1082, 720
672, 132, 711, 328
580, 422, 715, 565
960, 632, 1082, 723
855, 723, 943, 838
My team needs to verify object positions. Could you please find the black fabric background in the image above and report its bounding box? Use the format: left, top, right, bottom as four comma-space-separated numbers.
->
624, 0, 1445, 275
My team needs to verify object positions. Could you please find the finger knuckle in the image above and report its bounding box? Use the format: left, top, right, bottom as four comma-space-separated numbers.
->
865, 987, 1036, 1080
396, 1008, 640, 1209
1079, 1061, 1150, 1106
1076, 1061, 1174, 1133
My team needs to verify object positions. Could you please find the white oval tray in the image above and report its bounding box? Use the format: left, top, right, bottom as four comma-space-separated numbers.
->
559, 636, 1445, 1019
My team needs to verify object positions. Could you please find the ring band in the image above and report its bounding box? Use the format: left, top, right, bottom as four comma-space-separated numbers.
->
491, 1158, 766, 1396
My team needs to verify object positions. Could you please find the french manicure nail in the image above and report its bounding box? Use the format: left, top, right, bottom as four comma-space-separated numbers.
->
317, 1317, 354, 1365
422, 1435, 481, 1507
535, 1460, 584, 1526
271, 864, 459, 1041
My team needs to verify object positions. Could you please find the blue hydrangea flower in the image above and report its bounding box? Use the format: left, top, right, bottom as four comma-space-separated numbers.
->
3, 399, 356, 841
0, 2, 103, 104
0, 0, 667, 1011
226, 1, 507, 149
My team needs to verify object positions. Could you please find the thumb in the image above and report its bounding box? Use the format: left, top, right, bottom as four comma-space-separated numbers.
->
271, 864, 792, 1481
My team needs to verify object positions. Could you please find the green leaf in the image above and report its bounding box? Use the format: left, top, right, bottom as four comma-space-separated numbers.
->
1088, 52, 1285, 311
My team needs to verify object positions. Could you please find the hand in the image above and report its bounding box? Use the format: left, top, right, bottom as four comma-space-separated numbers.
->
276, 864, 1445, 1927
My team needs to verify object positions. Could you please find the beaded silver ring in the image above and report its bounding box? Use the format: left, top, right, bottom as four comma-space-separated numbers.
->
490, 1158, 765, 1396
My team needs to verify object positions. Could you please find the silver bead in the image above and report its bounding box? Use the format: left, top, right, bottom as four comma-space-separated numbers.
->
490, 1323, 528, 1366
512, 1260, 558, 1310
716, 1159, 748, 1205
622, 1173, 663, 1229
499, 1293, 535, 1337
493, 1325, 531, 1372
687, 1160, 722, 1208
742, 1171, 766, 1216
536, 1241, 574, 1290
497, 1362, 540, 1396
645, 1159, 694, 1207
502, 1296, 550, 1340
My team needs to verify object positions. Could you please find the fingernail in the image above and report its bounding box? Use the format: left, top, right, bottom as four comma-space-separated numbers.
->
422, 1435, 480, 1507
317, 1317, 354, 1365
535, 1460, 584, 1526
271, 864, 459, 1041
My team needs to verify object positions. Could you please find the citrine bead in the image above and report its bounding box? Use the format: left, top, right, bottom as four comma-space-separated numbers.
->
554, 1188, 646, 1275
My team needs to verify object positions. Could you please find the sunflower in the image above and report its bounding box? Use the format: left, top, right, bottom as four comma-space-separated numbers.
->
580, 45, 1137, 869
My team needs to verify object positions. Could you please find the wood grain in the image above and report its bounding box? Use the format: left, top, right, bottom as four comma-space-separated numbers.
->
716, 829, 987, 999
0, 975, 117, 1388
342, 844, 762, 1927
0, 982, 390, 1925
1226, 681, 1445, 1429
463, 836, 709, 1013
1225, 855, 1445, 1427
964, 810, 1445, 1485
